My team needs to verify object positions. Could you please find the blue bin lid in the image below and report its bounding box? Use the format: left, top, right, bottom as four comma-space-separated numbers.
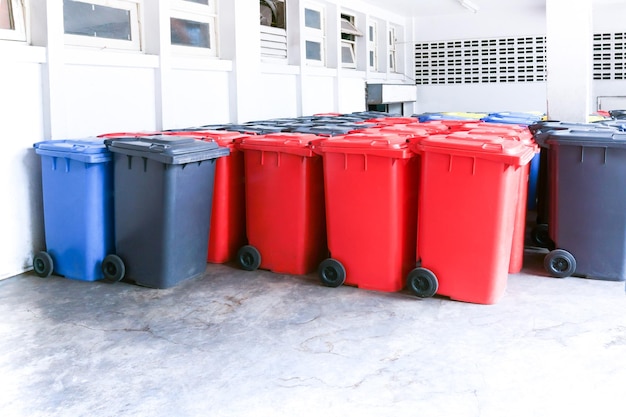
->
545, 130, 626, 148
104, 135, 230, 164
34, 139, 111, 163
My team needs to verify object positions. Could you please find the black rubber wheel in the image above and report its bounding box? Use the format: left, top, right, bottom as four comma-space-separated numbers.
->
530, 224, 554, 249
318, 258, 346, 287
407, 267, 438, 298
237, 245, 261, 271
544, 249, 576, 278
33, 251, 53, 278
102, 254, 126, 282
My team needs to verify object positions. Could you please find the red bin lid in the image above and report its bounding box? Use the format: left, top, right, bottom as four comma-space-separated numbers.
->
316, 133, 415, 158
417, 133, 537, 166
237, 133, 321, 157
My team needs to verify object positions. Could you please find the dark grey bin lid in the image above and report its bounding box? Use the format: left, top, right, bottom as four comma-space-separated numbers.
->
104, 135, 230, 164
545, 130, 626, 148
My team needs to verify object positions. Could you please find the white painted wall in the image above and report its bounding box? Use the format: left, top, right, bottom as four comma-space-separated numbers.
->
414, 0, 626, 114
592, 1, 626, 111
0, 47, 46, 279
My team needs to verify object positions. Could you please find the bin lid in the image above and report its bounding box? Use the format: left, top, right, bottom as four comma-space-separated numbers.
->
104, 135, 230, 164
98, 131, 163, 138
545, 129, 626, 148
163, 130, 247, 147
316, 133, 415, 159
450, 127, 535, 146
416, 133, 537, 166
34, 139, 111, 163
237, 133, 321, 157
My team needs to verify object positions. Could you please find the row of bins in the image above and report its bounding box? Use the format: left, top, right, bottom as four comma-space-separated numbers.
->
33, 111, 626, 303
233, 124, 538, 304
33, 135, 229, 288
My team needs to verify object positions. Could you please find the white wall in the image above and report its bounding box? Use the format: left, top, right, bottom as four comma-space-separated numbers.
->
413, 8, 547, 114
414, 0, 626, 114
0, 47, 46, 279
592, 1, 626, 111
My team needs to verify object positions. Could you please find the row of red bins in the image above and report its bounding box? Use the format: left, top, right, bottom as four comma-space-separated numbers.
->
108, 118, 538, 304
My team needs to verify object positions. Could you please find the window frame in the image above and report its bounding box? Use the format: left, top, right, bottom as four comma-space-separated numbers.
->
340, 13, 361, 69
367, 22, 377, 71
0, 0, 27, 42
63, 0, 141, 51
303, 4, 325, 66
388, 25, 397, 72
170, 0, 218, 57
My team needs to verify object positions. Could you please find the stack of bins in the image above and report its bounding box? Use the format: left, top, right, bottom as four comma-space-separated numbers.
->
102, 135, 229, 288
314, 132, 420, 292
32, 139, 114, 281
236, 133, 327, 275
163, 130, 249, 264
541, 130, 626, 281
408, 133, 536, 304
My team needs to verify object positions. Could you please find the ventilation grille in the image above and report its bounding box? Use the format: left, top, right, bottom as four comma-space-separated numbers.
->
415, 36, 547, 85
593, 32, 625, 80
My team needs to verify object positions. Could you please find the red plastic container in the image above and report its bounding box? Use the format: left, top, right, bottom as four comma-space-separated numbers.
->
164, 130, 249, 263
408, 133, 536, 304
365, 116, 419, 126
236, 133, 327, 275
445, 128, 538, 274
315, 133, 420, 292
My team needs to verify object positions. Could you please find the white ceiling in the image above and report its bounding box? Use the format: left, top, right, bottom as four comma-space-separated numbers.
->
359, 0, 621, 17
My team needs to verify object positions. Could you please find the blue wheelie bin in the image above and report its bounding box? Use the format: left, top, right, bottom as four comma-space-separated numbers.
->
33, 139, 114, 281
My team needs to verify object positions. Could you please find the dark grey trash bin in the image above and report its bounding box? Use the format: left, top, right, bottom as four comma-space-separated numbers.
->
543, 129, 626, 281
103, 135, 229, 288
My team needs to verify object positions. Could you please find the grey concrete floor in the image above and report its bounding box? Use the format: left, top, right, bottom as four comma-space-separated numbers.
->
1, 248, 625, 417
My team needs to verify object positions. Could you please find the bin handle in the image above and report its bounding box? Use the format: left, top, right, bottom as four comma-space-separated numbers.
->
481, 143, 504, 152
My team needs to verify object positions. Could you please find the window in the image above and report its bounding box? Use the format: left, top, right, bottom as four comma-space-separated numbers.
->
260, 0, 287, 61
340, 13, 362, 69
63, 0, 141, 50
367, 22, 377, 70
303, 5, 325, 65
388, 26, 397, 72
260, 0, 285, 29
0, 0, 26, 41
171, 0, 217, 56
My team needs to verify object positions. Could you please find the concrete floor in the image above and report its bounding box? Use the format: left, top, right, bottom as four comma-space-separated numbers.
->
1, 248, 625, 417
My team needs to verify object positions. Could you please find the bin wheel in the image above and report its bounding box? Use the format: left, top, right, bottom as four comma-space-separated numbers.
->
544, 249, 576, 278
318, 258, 346, 288
408, 267, 438, 298
102, 254, 126, 282
33, 251, 53, 278
531, 224, 554, 249
237, 245, 261, 271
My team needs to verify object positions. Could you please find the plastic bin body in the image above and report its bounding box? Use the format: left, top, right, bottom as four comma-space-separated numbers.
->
238, 133, 327, 275
442, 129, 537, 274
530, 122, 618, 225
34, 139, 114, 281
318, 134, 419, 292
106, 136, 229, 288
163, 130, 248, 263
546, 130, 626, 281
414, 135, 535, 303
